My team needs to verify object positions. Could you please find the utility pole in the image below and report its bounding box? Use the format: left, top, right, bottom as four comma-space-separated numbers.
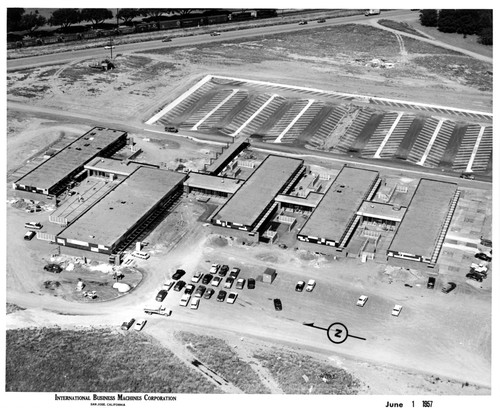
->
109, 37, 113, 59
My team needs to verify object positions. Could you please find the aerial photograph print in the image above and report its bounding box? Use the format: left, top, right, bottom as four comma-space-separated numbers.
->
3, 3, 496, 407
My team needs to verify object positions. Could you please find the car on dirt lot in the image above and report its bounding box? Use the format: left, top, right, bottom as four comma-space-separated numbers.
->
229, 267, 240, 279
224, 277, 234, 289
427, 277, 436, 289
164, 126, 178, 133
202, 274, 213, 285
306, 279, 316, 292
162, 37, 172, 42
134, 319, 147, 331
155, 290, 168, 302
466, 272, 483, 282
172, 269, 186, 280
217, 290, 227, 302
227, 292, 238, 304
173, 280, 186, 291
209, 264, 220, 274
210, 31, 221, 36
195, 285, 206, 298
190, 297, 200, 310
211, 276, 222, 287
274, 298, 282, 311
24, 230, 36, 240
460, 172, 475, 180
357, 295, 368, 307
218, 265, 229, 276
247, 278, 256, 289
121, 318, 135, 330
298, 20, 307, 25
204, 287, 215, 299
184, 284, 195, 295
317, 18, 326, 23
25, 221, 43, 230
441, 282, 456, 294
391, 305, 403, 317
191, 272, 203, 283
295, 281, 305, 292
44, 264, 62, 273
179, 294, 191, 307
236, 278, 246, 290
475, 252, 491, 262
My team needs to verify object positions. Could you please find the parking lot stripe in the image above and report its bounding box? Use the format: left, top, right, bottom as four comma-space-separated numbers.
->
417, 119, 444, 165
191, 89, 239, 130
373, 112, 404, 158
274, 99, 314, 143
466, 126, 485, 172
230, 94, 279, 136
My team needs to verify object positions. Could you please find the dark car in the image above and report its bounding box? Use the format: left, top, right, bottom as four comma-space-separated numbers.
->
427, 277, 436, 289
184, 284, 195, 295
173, 280, 186, 292
247, 278, 256, 289
460, 172, 475, 180
195, 285, 206, 298
466, 272, 483, 282
162, 37, 172, 42
155, 290, 168, 302
298, 20, 307, 25
475, 253, 491, 262
204, 287, 215, 299
121, 318, 135, 330
318, 18, 326, 23
295, 281, 305, 292
164, 126, 178, 133
172, 269, 186, 280
44, 264, 62, 273
273, 298, 282, 311
229, 267, 240, 279
219, 264, 229, 276
217, 290, 227, 302
202, 274, 213, 285
441, 282, 456, 294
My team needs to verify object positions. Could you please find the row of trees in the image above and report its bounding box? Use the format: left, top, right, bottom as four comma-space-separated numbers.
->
7, 8, 194, 34
419, 9, 492, 45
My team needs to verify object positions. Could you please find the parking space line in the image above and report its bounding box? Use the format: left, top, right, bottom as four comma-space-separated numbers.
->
274, 99, 314, 143
417, 119, 444, 165
230, 94, 278, 137
466, 126, 485, 173
191, 89, 239, 130
373, 112, 404, 158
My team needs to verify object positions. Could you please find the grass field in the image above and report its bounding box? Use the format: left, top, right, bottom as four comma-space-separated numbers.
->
377, 19, 428, 38
6, 328, 219, 393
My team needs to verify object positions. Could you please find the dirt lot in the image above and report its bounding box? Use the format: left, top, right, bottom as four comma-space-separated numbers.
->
5, 16, 492, 397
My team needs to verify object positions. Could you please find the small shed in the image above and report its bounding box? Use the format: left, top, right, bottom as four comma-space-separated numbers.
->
262, 268, 277, 284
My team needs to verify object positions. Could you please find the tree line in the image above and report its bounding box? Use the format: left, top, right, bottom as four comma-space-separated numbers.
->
419, 9, 492, 45
7, 8, 195, 34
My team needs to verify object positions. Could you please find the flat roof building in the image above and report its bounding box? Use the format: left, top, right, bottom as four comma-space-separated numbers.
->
211, 155, 304, 234
387, 178, 459, 265
183, 173, 242, 197
56, 167, 186, 255
298, 166, 379, 248
13, 127, 127, 196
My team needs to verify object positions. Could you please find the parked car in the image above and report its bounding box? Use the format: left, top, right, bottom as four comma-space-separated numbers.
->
298, 20, 308, 25
236, 278, 246, 290
219, 265, 229, 276
179, 294, 191, 307
247, 278, 256, 289
25, 222, 43, 230
224, 277, 234, 289
317, 18, 326, 23
162, 37, 172, 42
211, 276, 222, 287
229, 267, 240, 279
274, 298, 283, 311
172, 269, 186, 280
227, 292, 238, 304
134, 319, 147, 331
217, 290, 227, 302
466, 272, 483, 282
295, 281, 305, 292
132, 251, 150, 260
173, 280, 186, 292
202, 274, 213, 285
204, 287, 215, 299
104, 45, 114, 50
195, 285, 206, 298
460, 172, 475, 180
210, 31, 221, 36
190, 297, 200, 310
44, 264, 62, 273
357, 295, 368, 307
427, 277, 436, 289
475, 253, 492, 262
306, 279, 316, 292
441, 282, 456, 294
184, 284, 195, 295
209, 264, 220, 274
155, 290, 168, 302
191, 272, 203, 283
391, 305, 403, 317
24, 230, 36, 240
164, 126, 178, 133
121, 318, 135, 330
163, 280, 174, 291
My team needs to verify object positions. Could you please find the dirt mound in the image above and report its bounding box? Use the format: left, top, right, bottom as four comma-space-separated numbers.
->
207, 235, 228, 248
382, 265, 425, 283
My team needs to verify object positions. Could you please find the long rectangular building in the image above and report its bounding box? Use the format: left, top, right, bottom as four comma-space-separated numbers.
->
298, 166, 379, 247
211, 155, 304, 232
56, 167, 186, 254
387, 178, 458, 264
13, 127, 127, 196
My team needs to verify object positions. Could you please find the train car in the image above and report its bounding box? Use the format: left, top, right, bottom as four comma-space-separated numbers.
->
116, 25, 135, 35
256, 9, 278, 19
82, 31, 98, 39
7, 42, 18, 49
22, 38, 38, 47
42, 36, 60, 44
207, 14, 228, 25
230, 11, 253, 21
180, 16, 206, 28
158, 20, 181, 30
135, 22, 157, 32
60, 33, 79, 42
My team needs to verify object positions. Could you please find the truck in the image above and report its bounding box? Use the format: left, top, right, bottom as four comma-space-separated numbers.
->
144, 304, 172, 316
365, 9, 381, 16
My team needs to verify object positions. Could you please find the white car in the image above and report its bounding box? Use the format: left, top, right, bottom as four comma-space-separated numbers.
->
191, 272, 203, 283
132, 251, 150, 260
179, 294, 191, 307
357, 295, 368, 307
209, 264, 220, 274
211, 276, 222, 287
162, 280, 174, 291
134, 319, 147, 331
227, 292, 238, 304
190, 297, 200, 310
306, 279, 316, 292
392, 304, 403, 317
